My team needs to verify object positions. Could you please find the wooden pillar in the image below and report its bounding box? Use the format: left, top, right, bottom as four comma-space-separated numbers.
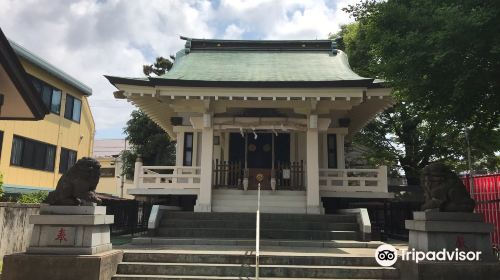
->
192, 131, 199, 167
194, 113, 213, 212
175, 131, 184, 167
306, 115, 322, 214
336, 134, 345, 169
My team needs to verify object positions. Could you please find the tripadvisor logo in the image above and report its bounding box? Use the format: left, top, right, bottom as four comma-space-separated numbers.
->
375, 244, 398, 267
375, 244, 483, 267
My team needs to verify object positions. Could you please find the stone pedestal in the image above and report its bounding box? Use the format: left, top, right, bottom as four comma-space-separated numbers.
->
406, 211, 494, 261
2, 205, 123, 280
2, 250, 123, 280
400, 211, 500, 280
399, 260, 500, 280
27, 205, 114, 255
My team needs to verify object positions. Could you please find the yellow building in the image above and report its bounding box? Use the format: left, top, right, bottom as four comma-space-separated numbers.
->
93, 139, 133, 198
0, 40, 95, 193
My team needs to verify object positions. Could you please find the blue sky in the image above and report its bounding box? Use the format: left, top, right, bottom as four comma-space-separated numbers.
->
0, 0, 356, 139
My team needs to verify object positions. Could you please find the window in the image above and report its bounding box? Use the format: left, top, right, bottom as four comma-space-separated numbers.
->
100, 168, 115, 178
183, 132, 194, 166
64, 94, 82, 122
327, 134, 338, 169
10, 135, 56, 171
59, 148, 77, 173
0, 130, 3, 159
30, 76, 62, 114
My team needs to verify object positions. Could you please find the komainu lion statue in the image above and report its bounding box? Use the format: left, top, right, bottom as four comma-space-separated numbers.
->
420, 162, 475, 212
46, 157, 102, 206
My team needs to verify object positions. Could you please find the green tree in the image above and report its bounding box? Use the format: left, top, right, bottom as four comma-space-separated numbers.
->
334, 4, 500, 183
143, 56, 174, 76
122, 110, 176, 179
122, 56, 178, 178
342, 0, 500, 128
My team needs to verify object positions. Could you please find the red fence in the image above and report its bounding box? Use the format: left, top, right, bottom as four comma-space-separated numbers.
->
462, 174, 500, 247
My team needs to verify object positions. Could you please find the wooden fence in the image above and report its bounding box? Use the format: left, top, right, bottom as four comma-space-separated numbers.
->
213, 160, 305, 190
213, 160, 243, 188
275, 161, 305, 190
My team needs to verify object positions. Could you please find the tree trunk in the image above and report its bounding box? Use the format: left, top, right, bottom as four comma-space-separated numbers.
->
401, 162, 420, 186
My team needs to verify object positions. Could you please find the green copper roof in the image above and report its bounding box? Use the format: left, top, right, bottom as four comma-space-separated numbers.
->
160, 49, 369, 82
106, 37, 379, 88
9, 40, 92, 96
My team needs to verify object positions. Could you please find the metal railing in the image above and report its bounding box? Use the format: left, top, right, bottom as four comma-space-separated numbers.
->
255, 183, 261, 279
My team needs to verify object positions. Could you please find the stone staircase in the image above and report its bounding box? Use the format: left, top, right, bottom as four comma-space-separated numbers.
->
114, 212, 399, 279
151, 211, 359, 241
211, 189, 311, 214
112, 250, 399, 279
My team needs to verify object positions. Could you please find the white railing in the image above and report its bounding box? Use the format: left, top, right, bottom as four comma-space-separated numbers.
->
319, 166, 388, 193
135, 165, 201, 189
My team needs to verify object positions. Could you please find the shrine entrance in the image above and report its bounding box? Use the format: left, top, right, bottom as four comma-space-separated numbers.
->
228, 132, 291, 190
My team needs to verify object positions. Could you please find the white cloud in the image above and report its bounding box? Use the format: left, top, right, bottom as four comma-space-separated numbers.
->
0, 0, 355, 138
222, 24, 245, 39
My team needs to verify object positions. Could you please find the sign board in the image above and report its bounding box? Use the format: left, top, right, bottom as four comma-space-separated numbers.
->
282, 169, 291, 179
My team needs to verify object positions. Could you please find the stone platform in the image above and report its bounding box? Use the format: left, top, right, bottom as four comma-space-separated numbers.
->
28, 205, 114, 255
2, 250, 123, 280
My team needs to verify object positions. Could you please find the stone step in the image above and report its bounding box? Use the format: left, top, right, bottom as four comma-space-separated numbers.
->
213, 190, 307, 196
212, 192, 306, 199
113, 275, 391, 280
160, 219, 358, 231
212, 197, 306, 203
157, 228, 358, 240
211, 190, 309, 214
122, 252, 379, 266
116, 263, 399, 279
211, 206, 307, 214
131, 238, 383, 248
161, 212, 357, 223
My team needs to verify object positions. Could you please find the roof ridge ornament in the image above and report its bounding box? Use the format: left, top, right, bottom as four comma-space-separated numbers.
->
331, 40, 338, 55
184, 38, 192, 54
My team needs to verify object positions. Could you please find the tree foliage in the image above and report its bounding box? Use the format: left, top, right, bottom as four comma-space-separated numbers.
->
122, 56, 178, 178
18, 191, 48, 204
122, 110, 176, 178
343, 0, 500, 128
143, 56, 174, 76
335, 0, 500, 183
